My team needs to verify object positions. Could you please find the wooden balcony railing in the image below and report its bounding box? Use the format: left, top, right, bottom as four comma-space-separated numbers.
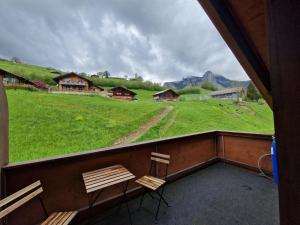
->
1, 130, 272, 225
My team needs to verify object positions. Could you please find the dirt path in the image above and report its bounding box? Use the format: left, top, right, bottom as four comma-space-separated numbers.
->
113, 105, 174, 146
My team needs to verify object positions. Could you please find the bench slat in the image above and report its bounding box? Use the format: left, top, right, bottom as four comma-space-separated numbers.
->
151, 152, 170, 159
0, 187, 43, 219
0, 180, 41, 208
151, 157, 170, 164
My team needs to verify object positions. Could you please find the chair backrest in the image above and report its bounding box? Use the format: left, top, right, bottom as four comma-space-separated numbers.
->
150, 152, 170, 178
0, 181, 43, 219
150, 152, 170, 165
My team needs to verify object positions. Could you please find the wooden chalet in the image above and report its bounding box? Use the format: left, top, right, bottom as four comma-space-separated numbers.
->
153, 89, 179, 101
210, 87, 246, 100
0, 69, 35, 88
53, 72, 104, 93
109, 86, 137, 100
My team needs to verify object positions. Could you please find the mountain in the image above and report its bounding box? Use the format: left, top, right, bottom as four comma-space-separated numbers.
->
164, 71, 250, 89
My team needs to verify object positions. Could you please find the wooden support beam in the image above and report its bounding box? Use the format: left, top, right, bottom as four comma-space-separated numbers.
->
0, 79, 9, 195
266, 1, 300, 225
198, 0, 273, 108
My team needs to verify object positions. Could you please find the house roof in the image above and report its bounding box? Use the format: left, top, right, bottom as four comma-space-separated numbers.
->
53, 72, 104, 90
53, 72, 93, 84
110, 86, 137, 96
153, 89, 179, 97
0, 69, 35, 85
210, 87, 245, 96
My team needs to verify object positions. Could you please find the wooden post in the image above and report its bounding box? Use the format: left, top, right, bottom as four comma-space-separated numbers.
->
267, 1, 300, 225
0, 78, 9, 195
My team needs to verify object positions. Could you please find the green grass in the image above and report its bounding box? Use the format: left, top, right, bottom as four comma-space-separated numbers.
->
0, 60, 164, 90
138, 99, 274, 142
8, 90, 164, 162
7, 87, 274, 163
0, 60, 57, 85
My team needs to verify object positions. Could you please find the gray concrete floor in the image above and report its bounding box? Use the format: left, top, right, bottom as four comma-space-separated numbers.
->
88, 163, 279, 225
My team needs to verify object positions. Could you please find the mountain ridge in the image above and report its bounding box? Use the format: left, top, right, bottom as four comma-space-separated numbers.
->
164, 71, 250, 89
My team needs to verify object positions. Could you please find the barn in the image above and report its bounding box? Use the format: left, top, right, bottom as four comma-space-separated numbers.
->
210, 87, 246, 100
153, 89, 179, 101
53, 72, 104, 93
109, 86, 137, 101
0, 69, 35, 88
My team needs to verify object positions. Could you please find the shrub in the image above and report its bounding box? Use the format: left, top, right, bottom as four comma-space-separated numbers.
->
201, 82, 218, 91
90, 77, 163, 91
177, 86, 201, 95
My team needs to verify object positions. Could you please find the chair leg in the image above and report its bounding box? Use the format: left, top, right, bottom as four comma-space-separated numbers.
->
155, 186, 165, 222
138, 192, 146, 211
155, 190, 170, 207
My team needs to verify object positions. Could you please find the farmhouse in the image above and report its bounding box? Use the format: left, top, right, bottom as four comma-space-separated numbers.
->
210, 87, 246, 100
109, 86, 137, 100
153, 89, 179, 101
0, 69, 35, 88
53, 72, 104, 93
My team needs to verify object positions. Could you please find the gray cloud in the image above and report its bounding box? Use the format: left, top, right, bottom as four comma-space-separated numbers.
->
0, 0, 248, 82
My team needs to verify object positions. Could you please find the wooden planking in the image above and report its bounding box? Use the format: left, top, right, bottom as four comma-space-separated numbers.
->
85, 173, 133, 189
151, 152, 170, 159
136, 175, 165, 190
84, 171, 130, 185
267, 1, 300, 224
151, 157, 170, 164
82, 165, 135, 194
87, 175, 135, 193
41, 211, 78, 225
82, 165, 123, 177
0, 180, 41, 208
83, 168, 127, 181
0, 187, 43, 219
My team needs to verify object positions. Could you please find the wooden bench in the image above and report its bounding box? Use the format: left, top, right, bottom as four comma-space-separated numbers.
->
0, 180, 77, 225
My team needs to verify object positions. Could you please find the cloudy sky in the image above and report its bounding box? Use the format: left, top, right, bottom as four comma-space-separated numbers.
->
0, 0, 248, 82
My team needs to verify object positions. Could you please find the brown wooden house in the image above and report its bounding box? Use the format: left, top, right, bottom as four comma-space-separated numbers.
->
153, 89, 179, 101
0, 69, 35, 88
109, 86, 137, 100
53, 72, 104, 93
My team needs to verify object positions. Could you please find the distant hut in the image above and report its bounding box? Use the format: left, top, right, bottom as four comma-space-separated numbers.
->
0, 69, 35, 88
153, 89, 179, 101
109, 86, 137, 101
31, 80, 48, 91
210, 87, 246, 100
53, 72, 104, 93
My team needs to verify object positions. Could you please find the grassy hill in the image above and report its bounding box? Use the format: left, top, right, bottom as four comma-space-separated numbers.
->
0, 59, 163, 90
7, 89, 163, 162
138, 99, 274, 142
6, 88, 274, 163
1, 60, 274, 163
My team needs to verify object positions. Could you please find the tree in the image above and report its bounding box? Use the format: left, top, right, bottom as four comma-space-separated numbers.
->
103, 71, 110, 78
134, 73, 143, 82
246, 82, 261, 101
11, 57, 21, 63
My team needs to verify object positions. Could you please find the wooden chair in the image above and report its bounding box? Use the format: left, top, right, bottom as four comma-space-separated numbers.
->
135, 152, 170, 222
0, 180, 77, 225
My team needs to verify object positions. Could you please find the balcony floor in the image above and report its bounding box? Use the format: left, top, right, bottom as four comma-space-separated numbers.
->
86, 163, 279, 225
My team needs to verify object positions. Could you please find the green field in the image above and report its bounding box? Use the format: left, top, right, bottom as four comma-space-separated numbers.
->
1, 60, 274, 163
7, 89, 274, 163
7, 89, 164, 162
138, 98, 274, 142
